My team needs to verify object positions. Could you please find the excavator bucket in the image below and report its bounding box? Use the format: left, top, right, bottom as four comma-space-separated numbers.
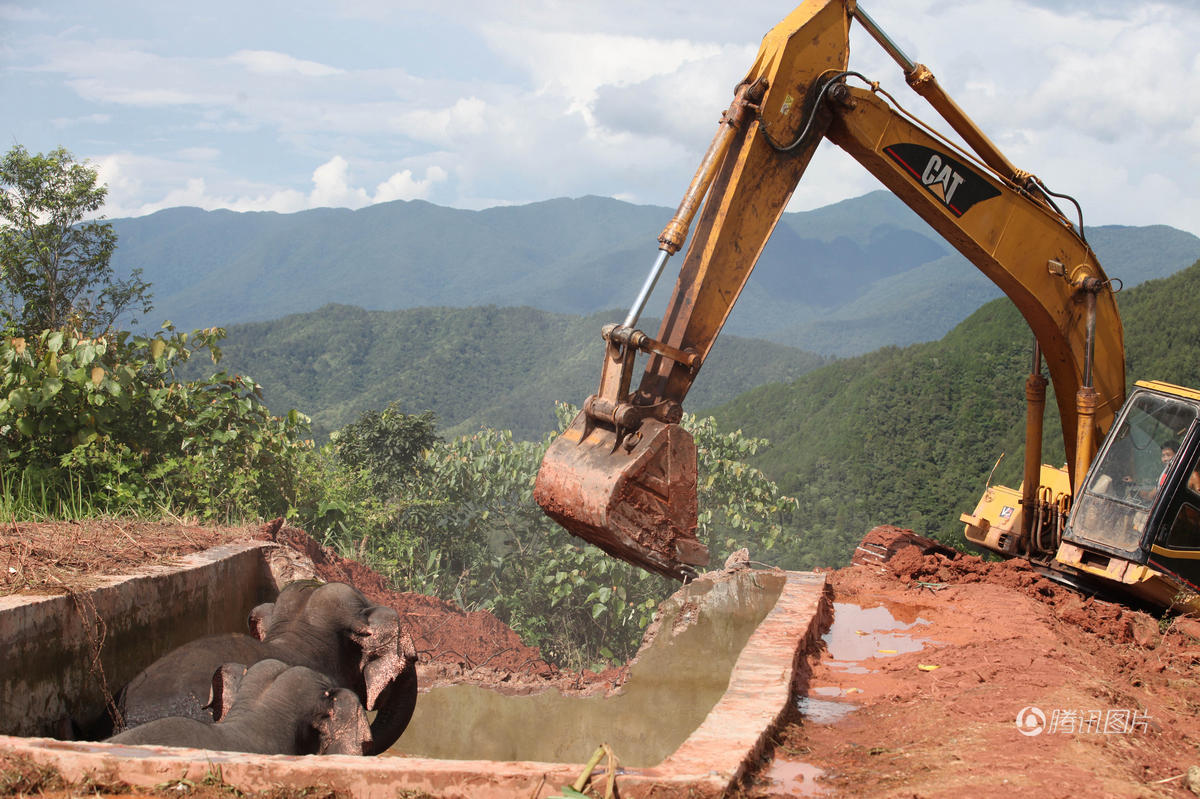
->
534, 411, 710, 580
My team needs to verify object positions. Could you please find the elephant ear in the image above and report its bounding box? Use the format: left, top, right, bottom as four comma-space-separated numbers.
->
207, 663, 248, 722
247, 602, 275, 640
349, 606, 419, 754
316, 688, 372, 756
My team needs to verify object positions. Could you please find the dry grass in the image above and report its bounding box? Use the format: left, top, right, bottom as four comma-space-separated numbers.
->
0, 520, 262, 597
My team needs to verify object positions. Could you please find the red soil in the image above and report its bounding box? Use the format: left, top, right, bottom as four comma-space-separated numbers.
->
746, 525, 1200, 798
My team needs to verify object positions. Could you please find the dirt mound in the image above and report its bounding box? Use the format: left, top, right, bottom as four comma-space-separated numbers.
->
862, 524, 1170, 645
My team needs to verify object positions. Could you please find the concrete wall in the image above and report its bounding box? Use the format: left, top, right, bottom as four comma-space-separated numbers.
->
0, 543, 274, 737
0, 568, 830, 799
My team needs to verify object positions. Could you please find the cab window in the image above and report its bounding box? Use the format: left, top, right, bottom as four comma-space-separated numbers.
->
1087, 392, 1197, 509
1163, 448, 1200, 550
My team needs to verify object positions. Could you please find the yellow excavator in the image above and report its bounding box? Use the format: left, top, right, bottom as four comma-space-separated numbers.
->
533, 0, 1200, 612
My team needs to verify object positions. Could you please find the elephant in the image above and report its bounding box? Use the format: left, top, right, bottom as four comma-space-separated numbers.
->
108, 659, 371, 755
115, 581, 417, 754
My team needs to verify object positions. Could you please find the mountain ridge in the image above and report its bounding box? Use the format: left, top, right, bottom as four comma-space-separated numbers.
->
112, 191, 1200, 356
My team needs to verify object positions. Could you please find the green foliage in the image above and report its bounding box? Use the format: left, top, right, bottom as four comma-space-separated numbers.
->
0, 325, 313, 520
1120, 258, 1200, 392
690, 414, 797, 555
331, 403, 439, 494
0, 145, 151, 335
315, 402, 794, 669
0, 467, 94, 521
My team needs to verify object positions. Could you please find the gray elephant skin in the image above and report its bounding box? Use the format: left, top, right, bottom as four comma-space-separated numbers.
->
115, 581, 417, 754
109, 659, 371, 755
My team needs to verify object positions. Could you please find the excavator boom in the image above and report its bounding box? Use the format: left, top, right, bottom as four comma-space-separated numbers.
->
535, 0, 1123, 579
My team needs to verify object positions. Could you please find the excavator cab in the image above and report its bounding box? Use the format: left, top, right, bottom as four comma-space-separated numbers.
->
1055, 382, 1200, 607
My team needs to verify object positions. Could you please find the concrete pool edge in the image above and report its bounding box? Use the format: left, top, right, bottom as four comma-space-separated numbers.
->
1, 568, 829, 797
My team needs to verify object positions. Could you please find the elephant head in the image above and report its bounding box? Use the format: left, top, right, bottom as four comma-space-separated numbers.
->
210, 659, 372, 755
257, 581, 419, 754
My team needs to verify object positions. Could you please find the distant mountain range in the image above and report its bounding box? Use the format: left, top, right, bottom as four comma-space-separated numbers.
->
111, 191, 1200, 357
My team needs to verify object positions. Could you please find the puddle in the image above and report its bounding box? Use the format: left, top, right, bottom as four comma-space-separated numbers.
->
809, 686, 845, 697
764, 758, 828, 796
821, 601, 931, 673
798, 601, 935, 726
796, 696, 857, 724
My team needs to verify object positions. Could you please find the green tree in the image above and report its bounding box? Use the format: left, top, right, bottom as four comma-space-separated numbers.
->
331, 403, 439, 494
0, 145, 151, 335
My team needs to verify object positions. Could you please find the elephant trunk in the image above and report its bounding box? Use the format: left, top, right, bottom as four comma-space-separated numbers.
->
355, 615, 419, 754
364, 666, 418, 756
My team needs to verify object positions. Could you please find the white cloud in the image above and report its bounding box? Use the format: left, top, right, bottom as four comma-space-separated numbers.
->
50, 112, 111, 128
228, 50, 344, 77
309, 156, 369, 207
177, 147, 220, 161
398, 97, 489, 145
374, 165, 447, 202
67, 80, 208, 107
4, 0, 1197, 235
482, 26, 724, 118
591, 44, 757, 141
93, 152, 450, 217
0, 4, 51, 21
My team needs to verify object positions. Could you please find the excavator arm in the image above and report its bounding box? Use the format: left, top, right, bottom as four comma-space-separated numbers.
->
534, 0, 1124, 579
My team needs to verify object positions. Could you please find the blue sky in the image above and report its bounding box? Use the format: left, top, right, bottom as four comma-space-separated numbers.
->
3, 0, 1198, 236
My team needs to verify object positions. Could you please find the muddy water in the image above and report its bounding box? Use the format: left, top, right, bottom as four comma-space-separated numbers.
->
768, 600, 934, 795
822, 601, 932, 673
388, 570, 785, 766
763, 759, 829, 796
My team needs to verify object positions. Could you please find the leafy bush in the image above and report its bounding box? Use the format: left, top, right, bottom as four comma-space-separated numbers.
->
0, 325, 313, 520
331, 404, 439, 494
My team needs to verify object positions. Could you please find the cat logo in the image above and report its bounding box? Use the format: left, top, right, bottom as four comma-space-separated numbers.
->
883, 143, 1000, 218
921, 154, 965, 206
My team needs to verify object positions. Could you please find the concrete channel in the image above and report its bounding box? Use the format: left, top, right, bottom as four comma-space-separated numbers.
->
0, 541, 829, 798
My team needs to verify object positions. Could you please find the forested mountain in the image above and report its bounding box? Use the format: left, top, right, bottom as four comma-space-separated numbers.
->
198, 304, 826, 440
111, 192, 1200, 356
711, 257, 1200, 570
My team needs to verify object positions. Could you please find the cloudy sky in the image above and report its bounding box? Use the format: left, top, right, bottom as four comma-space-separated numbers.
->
2, 0, 1198, 235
